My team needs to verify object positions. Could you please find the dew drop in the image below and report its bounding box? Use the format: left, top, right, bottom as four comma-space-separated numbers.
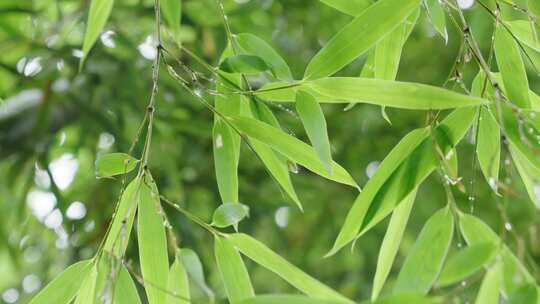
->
461, 281, 467, 286
100, 30, 116, 48
138, 35, 157, 60
288, 162, 299, 174
365, 161, 380, 178
215, 134, 223, 148
488, 177, 497, 190
468, 196, 475, 201
504, 222, 513, 231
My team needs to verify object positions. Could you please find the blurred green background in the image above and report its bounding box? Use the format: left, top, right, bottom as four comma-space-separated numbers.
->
1, 0, 539, 303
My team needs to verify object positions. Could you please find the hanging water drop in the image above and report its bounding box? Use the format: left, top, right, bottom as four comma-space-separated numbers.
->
215, 134, 223, 149
504, 222, 513, 231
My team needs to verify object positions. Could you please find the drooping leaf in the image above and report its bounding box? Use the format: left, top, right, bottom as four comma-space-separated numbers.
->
81, 0, 115, 68
180, 248, 215, 301
220, 54, 271, 75
95, 153, 139, 178
507, 284, 538, 304
137, 173, 169, 304
506, 20, 540, 52
371, 190, 417, 301
393, 207, 454, 295
304, 0, 421, 79
226, 233, 354, 304
166, 250, 190, 304
236, 33, 293, 81
329, 107, 477, 255
29, 260, 92, 304
114, 265, 142, 304
215, 237, 254, 303
161, 0, 182, 43
425, 0, 447, 42
296, 90, 333, 174
494, 25, 531, 108
103, 177, 141, 257
476, 107, 500, 191
509, 144, 540, 208
227, 116, 357, 188
438, 243, 498, 287
213, 118, 239, 203
318, 0, 373, 16
474, 262, 502, 304
459, 213, 536, 294
211, 203, 250, 228
74, 266, 99, 304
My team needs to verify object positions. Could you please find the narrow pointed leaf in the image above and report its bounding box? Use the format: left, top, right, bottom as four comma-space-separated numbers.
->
166, 251, 190, 304
227, 116, 357, 188
211, 203, 250, 228
114, 266, 142, 304
371, 190, 417, 301
318, 0, 373, 16
438, 243, 498, 287
95, 153, 139, 178
220, 54, 271, 75
494, 25, 530, 108
425, 0, 447, 41
509, 144, 540, 208
227, 233, 354, 304
476, 108, 500, 190
506, 20, 540, 53
29, 260, 92, 304
304, 0, 421, 79
161, 0, 182, 43
296, 90, 333, 174
81, 0, 115, 67
474, 262, 502, 304
180, 249, 214, 301
213, 118, 239, 203
138, 174, 169, 304
393, 207, 454, 295
239, 294, 345, 304
236, 33, 293, 81
215, 237, 254, 303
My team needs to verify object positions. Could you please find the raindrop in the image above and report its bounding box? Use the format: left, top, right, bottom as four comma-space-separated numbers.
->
457, 0, 474, 10
45, 35, 59, 48
488, 177, 497, 190
2, 288, 19, 303
215, 134, 223, 148
457, 242, 463, 248
18, 57, 43, 77
22, 274, 41, 293
533, 184, 540, 202
274, 206, 290, 228
138, 35, 157, 60
84, 220, 96, 232
288, 162, 299, 174
461, 281, 467, 287
72, 49, 84, 58
504, 222, 513, 231
468, 196, 475, 201
365, 161, 380, 178
56, 59, 65, 71
66, 201, 87, 220
100, 30, 116, 48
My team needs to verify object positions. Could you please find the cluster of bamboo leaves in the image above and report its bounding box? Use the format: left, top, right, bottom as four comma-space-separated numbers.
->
29, 0, 540, 303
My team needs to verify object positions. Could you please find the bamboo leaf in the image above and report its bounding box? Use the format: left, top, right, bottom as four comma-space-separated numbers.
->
438, 243, 498, 287
161, 0, 182, 43
304, 0, 421, 79
507, 284, 538, 304
137, 173, 169, 304
227, 116, 358, 188
213, 118, 239, 203
81, 0, 115, 67
363, 294, 440, 304
226, 233, 354, 304
95, 153, 139, 178
318, 0, 373, 16
425, 0, 447, 42
508, 144, 540, 208
114, 265, 142, 304
211, 203, 250, 228
494, 25, 531, 108
506, 20, 540, 52
215, 237, 254, 303
476, 108, 500, 191
371, 190, 417, 301
296, 90, 333, 174
220, 54, 271, 75
74, 267, 99, 304
238, 294, 344, 304
180, 248, 215, 301
166, 250, 190, 304
393, 207, 454, 295
29, 260, 92, 304
236, 33, 293, 81
474, 262, 502, 304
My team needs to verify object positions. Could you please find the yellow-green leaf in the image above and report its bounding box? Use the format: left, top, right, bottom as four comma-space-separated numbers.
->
211, 203, 250, 228
319, 0, 373, 16
215, 237, 254, 303
114, 265, 142, 304
166, 250, 190, 304
474, 262, 502, 304
438, 243, 498, 287
81, 0, 115, 68
95, 153, 139, 178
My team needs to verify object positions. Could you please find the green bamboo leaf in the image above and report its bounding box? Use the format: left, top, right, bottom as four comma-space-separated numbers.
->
438, 243, 498, 287
161, 0, 182, 43
425, 0, 447, 42
213, 118, 239, 203
494, 25, 531, 108
166, 250, 190, 304
507, 20, 540, 52
103, 177, 140, 257
502, 103, 540, 173
74, 266, 99, 304
393, 207, 454, 295
220, 54, 271, 75
476, 108, 500, 191
530, 0, 540, 17
507, 284, 538, 304
239, 294, 343, 304
114, 266, 142, 304
180, 248, 214, 301
236, 33, 293, 81
211, 203, 250, 228
81, 0, 115, 68
459, 213, 536, 294
29, 260, 92, 304
95, 153, 139, 178
137, 173, 169, 304
363, 294, 441, 304
227, 116, 358, 188
215, 237, 254, 303
296, 90, 333, 174
508, 144, 540, 208
227, 233, 354, 304
474, 262, 502, 304
319, 0, 373, 16
304, 0, 421, 79
371, 190, 417, 301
